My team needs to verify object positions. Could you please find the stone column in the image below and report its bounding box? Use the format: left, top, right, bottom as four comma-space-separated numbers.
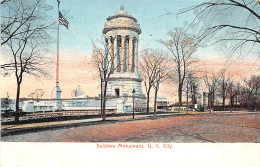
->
131, 38, 136, 72
128, 36, 133, 72
125, 37, 129, 72
134, 38, 138, 72
121, 36, 125, 72
108, 37, 114, 73
113, 36, 118, 72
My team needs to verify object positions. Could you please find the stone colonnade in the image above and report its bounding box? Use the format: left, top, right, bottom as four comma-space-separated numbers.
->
106, 35, 138, 73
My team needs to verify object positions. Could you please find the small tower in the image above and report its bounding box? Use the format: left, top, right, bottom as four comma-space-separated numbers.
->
103, 6, 145, 102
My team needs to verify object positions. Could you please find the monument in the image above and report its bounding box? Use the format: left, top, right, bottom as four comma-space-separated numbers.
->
102, 6, 145, 105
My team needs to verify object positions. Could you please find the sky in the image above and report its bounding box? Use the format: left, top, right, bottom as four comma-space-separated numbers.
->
0, 0, 259, 101
48, 0, 205, 54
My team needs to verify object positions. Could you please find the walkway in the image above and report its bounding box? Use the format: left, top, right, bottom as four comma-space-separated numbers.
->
1, 111, 259, 142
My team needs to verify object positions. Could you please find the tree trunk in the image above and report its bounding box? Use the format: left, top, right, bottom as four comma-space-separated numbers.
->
231, 96, 234, 107
100, 79, 103, 116
209, 92, 212, 110
146, 87, 151, 113
240, 95, 243, 109
208, 93, 210, 109
223, 96, 226, 111
186, 83, 189, 114
194, 93, 197, 104
178, 83, 182, 106
102, 81, 107, 121
212, 92, 215, 111
230, 96, 232, 111
153, 87, 158, 116
222, 80, 225, 111
15, 81, 21, 124
192, 94, 195, 108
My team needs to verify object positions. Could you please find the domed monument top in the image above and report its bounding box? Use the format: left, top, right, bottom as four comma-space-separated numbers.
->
103, 6, 141, 34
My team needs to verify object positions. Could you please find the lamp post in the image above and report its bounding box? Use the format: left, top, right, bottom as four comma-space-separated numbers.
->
132, 88, 135, 119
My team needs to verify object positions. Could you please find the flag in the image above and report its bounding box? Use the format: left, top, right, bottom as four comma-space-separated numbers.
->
58, 11, 69, 29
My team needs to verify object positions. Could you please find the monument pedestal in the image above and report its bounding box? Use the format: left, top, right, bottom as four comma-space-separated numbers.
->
52, 86, 62, 110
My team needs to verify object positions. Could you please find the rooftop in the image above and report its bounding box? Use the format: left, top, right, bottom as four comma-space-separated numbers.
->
106, 6, 137, 22
103, 6, 141, 34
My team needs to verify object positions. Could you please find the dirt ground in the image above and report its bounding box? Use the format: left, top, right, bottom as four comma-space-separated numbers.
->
1, 113, 259, 142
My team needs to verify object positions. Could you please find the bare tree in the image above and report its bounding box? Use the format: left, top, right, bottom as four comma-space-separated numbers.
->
92, 35, 137, 120
160, 28, 200, 107
233, 82, 242, 106
151, 53, 171, 116
1, 0, 53, 45
92, 40, 110, 121
217, 69, 232, 111
92, 36, 122, 121
203, 71, 219, 110
243, 75, 260, 110
227, 81, 245, 110
1, 0, 53, 123
180, 0, 260, 58
139, 49, 158, 113
240, 84, 249, 108
1, 0, 12, 5
187, 72, 200, 108
226, 80, 236, 110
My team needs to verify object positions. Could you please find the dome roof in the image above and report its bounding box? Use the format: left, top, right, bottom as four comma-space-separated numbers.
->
103, 6, 141, 35
107, 6, 137, 22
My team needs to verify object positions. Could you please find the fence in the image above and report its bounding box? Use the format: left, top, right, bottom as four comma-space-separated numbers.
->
1, 109, 116, 124
1, 96, 147, 124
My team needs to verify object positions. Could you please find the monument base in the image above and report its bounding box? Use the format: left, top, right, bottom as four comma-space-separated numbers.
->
51, 86, 62, 110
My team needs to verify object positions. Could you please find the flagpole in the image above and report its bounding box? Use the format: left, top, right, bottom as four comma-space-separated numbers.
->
56, 1, 60, 87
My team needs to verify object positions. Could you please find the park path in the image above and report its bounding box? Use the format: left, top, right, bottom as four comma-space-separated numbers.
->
1, 112, 259, 142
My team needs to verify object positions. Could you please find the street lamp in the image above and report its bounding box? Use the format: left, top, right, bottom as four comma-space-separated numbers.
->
132, 88, 135, 119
